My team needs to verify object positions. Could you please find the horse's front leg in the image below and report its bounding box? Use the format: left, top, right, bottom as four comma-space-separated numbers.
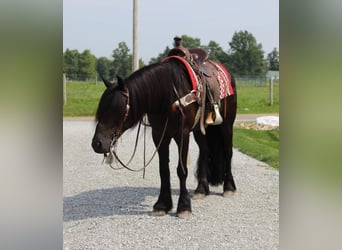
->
174, 133, 192, 218
151, 134, 173, 216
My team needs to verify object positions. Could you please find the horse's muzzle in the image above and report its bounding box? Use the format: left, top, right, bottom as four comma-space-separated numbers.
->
92, 138, 110, 154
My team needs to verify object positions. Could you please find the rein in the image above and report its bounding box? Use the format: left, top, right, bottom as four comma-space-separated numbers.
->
104, 85, 169, 174
104, 120, 142, 170
105, 116, 169, 174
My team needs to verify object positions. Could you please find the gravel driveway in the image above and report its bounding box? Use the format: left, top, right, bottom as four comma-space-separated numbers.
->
63, 120, 278, 249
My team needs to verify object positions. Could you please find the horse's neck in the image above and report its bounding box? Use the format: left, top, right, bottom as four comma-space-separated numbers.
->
127, 76, 166, 125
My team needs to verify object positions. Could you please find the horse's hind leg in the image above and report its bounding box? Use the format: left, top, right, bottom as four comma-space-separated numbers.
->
174, 133, 192, 218
192, 130, 210, 199
222, 114, 237, 197
223, 144, 236, 197
152, 135, 173, 216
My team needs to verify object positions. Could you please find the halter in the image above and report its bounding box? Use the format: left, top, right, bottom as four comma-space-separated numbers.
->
111, 88, 130, 145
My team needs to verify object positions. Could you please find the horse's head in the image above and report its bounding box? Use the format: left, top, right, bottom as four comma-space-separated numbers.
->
91, 76, 130, 154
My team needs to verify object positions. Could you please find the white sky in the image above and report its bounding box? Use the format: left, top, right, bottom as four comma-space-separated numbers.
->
63, 0, 279, 62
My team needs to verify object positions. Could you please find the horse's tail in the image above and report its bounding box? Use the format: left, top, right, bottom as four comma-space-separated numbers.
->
204, 126, 226, 186
203, 92, 236, 186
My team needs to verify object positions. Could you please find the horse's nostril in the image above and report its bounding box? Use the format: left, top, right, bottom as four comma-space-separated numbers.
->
92, 140, 102, 150
95, 141, 102, 149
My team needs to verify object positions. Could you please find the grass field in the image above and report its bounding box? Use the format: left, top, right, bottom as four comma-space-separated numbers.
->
63, 82, 106, 116
63, 81, 279, 116
233, 128, 279, 168
236, 84, 279, 114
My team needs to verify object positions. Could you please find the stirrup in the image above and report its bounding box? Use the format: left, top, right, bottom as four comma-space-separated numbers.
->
205, 112, 215, 125
205, 104, 223, 125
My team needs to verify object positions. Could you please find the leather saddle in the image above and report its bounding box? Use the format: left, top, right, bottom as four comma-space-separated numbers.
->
167, 37, 223, 129
188, 48, 216, 78
168, 41, 215, 78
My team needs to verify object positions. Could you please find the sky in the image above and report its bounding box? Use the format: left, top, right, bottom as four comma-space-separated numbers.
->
63, 0, 279, 63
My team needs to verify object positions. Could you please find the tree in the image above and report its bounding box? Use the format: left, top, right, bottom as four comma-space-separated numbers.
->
96, 57, 112, 80
138, 58, 145, 69
63, 49, 80, 79
78, 49, 97, 80
178, 34, 201, 48
112, 41, 132, 79
227, 30, 266, 75
149, 35, 202, 64
267, 48, 279, 71
203, 40, 229, 65
149, 46, 171, 64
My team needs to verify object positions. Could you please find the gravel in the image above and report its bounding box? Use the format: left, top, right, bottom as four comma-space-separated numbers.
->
63, 120, 279, 249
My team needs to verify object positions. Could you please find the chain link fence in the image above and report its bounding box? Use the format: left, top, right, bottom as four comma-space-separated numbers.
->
235, 75, 279, 86
65, 74, 99, 84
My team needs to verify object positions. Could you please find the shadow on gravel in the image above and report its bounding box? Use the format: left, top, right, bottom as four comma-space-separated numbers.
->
63, 186, 181, 221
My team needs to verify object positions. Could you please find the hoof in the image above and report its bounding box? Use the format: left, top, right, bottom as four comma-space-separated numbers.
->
223, 190, 235, 197
151, 210, 167, 216
192, 193, 206, 200
177, 210, 191, 219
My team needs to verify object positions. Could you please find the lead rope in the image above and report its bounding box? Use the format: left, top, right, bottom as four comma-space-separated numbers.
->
143, 115, 147, 178
142, 116, 169, 167
105, 119, 142, 171
172, 84, 186, 175
106, 115, 169, 173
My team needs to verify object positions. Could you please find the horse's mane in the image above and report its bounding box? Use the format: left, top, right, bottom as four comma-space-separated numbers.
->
123, 59, 191, 123
96, 59, 191, 126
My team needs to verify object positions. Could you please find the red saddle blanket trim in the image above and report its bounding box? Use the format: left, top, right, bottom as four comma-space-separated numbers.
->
212, 62, 235, 97
162, 56, 199, 91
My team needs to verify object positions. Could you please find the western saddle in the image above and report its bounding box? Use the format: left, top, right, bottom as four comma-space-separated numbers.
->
167, 37, 223, 128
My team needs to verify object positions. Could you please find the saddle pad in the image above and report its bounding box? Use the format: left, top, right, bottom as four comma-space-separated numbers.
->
212, 62, 235, 98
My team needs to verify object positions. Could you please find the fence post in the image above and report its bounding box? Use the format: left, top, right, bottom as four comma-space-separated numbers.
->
269, 77, 274, 106
63, 73, 67, 105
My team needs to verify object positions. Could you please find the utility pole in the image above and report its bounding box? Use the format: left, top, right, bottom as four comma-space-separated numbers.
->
132, 0, 139, 72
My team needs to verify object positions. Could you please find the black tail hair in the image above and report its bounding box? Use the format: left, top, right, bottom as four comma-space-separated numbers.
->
204, 126, 226, 185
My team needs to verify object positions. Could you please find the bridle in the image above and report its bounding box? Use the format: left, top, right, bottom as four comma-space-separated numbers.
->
104, 87, 169, 175
111, 87, 130, 146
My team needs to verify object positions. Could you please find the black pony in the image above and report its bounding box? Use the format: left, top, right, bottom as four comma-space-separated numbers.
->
92, 58, 237, 218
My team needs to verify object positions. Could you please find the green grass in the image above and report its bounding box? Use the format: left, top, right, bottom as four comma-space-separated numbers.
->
63, 82, 106, 116
63, 82, 279, 116
233, 128, 279, 168
236, 84, 279, 114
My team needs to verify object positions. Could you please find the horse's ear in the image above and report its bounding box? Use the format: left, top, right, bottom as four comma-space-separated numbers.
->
99, 74, 113, 88
117, 76, 124, 89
